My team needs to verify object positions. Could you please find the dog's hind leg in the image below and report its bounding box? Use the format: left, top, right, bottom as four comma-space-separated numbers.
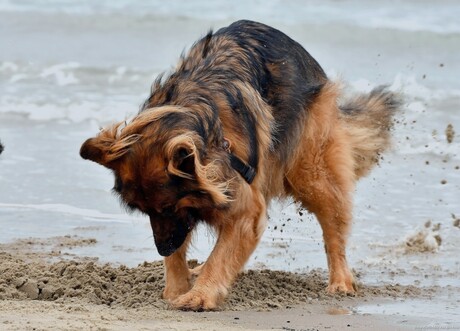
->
171, 190, 267, 310
287, 136, 356, 294
162, 233, 193, 301
286, 83, 357, 294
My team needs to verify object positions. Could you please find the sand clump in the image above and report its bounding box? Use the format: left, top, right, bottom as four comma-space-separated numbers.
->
452, 214, 460, 228
0, 252, 167, 308
445, 123, 455, 143
404, 221, 442, 254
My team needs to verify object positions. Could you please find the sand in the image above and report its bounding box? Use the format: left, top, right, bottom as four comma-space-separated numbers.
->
0, 236, 454, 331
0, 251, 429, 310
445, 124, 455, 144
403, 221, 442, 254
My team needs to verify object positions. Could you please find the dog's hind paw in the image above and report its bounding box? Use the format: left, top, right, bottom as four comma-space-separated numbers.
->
326, 279, 357, 295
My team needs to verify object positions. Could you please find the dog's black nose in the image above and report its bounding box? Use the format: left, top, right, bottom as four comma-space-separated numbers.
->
155, 240, 178, 257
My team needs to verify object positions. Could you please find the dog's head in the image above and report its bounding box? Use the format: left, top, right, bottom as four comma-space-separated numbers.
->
80, 106, 232, 256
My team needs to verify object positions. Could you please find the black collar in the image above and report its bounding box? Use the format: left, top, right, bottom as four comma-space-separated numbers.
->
223, 138, 256, 184
229, 154, 256, 184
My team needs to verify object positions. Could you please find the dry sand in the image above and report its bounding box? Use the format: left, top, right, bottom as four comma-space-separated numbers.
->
0, 236, 453, 330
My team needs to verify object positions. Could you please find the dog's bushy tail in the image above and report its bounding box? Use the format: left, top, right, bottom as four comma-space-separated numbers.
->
339, 86, 402, 179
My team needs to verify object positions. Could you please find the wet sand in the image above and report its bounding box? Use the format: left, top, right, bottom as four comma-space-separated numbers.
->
0, 236, 457, 331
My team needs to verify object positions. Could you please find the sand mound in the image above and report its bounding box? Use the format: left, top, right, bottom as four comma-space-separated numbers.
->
0, 252, 430, 311
0, 252, 167, 308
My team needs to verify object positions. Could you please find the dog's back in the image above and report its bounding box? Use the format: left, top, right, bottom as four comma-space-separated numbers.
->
143, 20, 328, 166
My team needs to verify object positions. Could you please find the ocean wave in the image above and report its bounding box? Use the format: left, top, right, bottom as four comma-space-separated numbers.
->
0, 61, 153, 122
0, 61, 150, 86
1, 62, 459, 129
0, 0, 459, 35
346, 74, 460, 101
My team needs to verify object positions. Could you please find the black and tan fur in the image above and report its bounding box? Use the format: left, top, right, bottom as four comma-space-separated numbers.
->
80, 20, 400, 310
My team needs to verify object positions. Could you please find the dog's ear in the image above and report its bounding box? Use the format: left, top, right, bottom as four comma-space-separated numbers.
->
80, 137, 108, 165
80, 122, 136, 169
80, 128, 120, 169
170, 144, 196, 179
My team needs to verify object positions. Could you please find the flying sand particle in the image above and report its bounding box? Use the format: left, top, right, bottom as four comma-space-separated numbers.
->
445, 124, 455, 143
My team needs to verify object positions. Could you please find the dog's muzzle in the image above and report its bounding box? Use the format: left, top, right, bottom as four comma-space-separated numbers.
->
149, 209, 196, 257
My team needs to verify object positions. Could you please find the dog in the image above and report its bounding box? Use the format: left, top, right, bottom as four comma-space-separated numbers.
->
80, 20, 400, 310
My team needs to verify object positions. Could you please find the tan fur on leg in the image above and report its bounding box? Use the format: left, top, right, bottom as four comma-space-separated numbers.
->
172, 191, 267, 310
162, 234, 192, 301
286, 83, 356, 294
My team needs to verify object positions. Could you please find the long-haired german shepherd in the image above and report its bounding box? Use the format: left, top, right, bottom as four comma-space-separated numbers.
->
80, 20, 400, 310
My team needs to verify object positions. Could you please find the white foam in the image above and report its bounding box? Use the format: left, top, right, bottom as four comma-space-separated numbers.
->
108, 66, 127, 84
0, 61, 148, 122
0, 61, 18, 72
9, 74, 28, 83
40, 62, 80, 86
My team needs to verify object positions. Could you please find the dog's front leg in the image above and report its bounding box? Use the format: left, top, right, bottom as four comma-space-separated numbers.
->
162, 233, 192, 301
172, 195, 267, 310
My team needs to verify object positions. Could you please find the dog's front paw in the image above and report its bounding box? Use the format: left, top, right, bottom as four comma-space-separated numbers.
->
171, 288, 221, 311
